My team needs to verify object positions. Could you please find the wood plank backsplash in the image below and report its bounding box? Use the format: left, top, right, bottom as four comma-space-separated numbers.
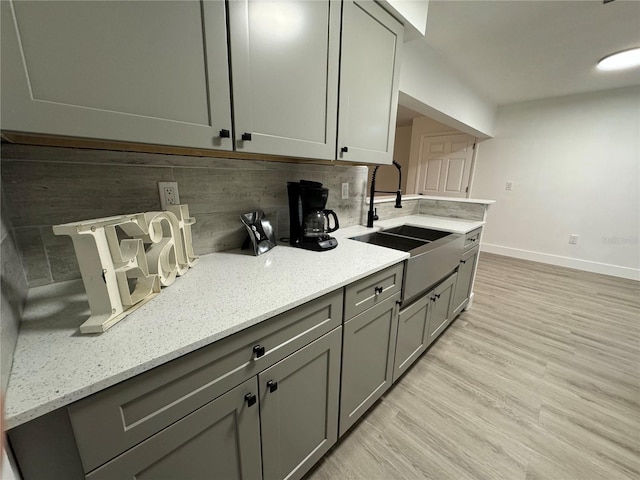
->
2, 144, 482, 288
1, 145, 371, 287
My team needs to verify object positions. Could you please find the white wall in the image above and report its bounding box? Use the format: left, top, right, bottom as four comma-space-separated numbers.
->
472, 86, 640, 280
399, 39, 497, 138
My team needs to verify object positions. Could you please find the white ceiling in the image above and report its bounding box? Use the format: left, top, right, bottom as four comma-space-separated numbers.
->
423, 0, 640, 106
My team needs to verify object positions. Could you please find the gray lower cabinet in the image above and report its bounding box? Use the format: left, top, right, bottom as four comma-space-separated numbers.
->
452, 246, 480, 317
260, 327, 342, 480
86, 378, 262, 480
393, 293, 430, 383
86, 328, 342, 480
339, 293, 400, 436
8, 290, 344, 480
426, 273, 458, 347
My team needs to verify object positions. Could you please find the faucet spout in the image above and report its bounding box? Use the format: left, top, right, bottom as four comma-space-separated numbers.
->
367, 160, 402, 228
392, 160, 403, 209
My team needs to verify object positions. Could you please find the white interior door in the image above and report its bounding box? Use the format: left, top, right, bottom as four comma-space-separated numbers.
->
416, 134, 476, 197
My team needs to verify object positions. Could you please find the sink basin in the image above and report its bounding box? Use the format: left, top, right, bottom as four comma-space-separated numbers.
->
382, 225, 450, 242
350, 232, 428, 252
350, 225, 465, 306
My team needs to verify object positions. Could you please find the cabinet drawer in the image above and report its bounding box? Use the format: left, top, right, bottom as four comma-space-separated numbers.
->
68, 289, 343, 473
464, 227, 482, 251
344, 263, 404, 320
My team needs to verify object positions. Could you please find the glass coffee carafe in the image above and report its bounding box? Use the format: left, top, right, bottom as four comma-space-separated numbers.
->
303, 209, 339, 238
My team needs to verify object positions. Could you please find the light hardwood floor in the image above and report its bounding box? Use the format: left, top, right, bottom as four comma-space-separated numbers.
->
306, 253, 640, 480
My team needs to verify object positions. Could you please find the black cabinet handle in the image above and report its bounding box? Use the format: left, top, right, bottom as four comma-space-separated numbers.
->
430, 296, 436, 302
241, 132, 252, 141
253, 345, 265, 358
267, 380, 278, 393
341, 146, 348, 153
435, 294, 441, 299
219, 129, 230, 138
460, 259, 467, 264
374, 286, 383, 295
245, 393, 256, 407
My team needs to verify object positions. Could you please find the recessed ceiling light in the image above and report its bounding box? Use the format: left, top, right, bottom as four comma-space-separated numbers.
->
597, 48, 640, 71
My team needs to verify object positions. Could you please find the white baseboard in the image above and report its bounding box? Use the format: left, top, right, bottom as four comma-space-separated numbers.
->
480, 244, 640, 281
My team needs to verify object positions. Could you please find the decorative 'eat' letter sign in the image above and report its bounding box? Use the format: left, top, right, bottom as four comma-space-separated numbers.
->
53, 205, 198, 334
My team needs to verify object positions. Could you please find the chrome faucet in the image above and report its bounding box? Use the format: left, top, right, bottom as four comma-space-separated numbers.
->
367, 160, 402, 228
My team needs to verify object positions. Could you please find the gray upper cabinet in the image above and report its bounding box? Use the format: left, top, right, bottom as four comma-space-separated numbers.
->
260, 327, 342, 480
0, 0, 233, 150
337, 0, 403, 165
86, 378, 262, 480
229, 0, 341, 159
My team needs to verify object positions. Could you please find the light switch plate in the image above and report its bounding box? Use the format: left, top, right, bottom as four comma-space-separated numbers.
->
341, 182, 349, 200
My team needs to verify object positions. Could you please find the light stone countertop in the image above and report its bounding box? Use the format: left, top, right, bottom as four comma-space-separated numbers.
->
335, 214, 485, 239
370, 195, 495, 205
5, 214, 484, 430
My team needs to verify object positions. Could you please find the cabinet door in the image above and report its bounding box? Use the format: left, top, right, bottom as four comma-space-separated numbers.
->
260, 327, 342, 480
1, 0, 233, 150
393, 293, 430, 383
87, 378, 262, 480
229, 0, 341, 159
452, 246, 480, 317
426, 273, 458, 347
337, 0, 403, 164
340, 293, 399, 436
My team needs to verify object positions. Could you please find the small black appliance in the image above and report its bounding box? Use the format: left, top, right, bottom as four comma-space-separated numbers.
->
287, 180, 339, 251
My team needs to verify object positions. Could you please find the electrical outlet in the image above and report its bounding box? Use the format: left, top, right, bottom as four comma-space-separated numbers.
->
158, 182, 180, 210
341, 182, 349, 200
505, 181, 513, 191
569, 234, 579, 245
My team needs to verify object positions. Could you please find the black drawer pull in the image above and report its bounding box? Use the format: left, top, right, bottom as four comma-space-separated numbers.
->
253, 345, 265, 358
341, 146, 349, 153
219, 129, 230, 138
374, 286, 383, 295
241, 132, 252, 141
460, 259, 467, 264
267, 380, 278, 393
435, 294, 441, 299
245, 393, 257, 407
430, 296, 436, 302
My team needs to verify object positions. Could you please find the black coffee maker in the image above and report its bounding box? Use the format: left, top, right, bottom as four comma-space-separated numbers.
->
287, 180, 339, 251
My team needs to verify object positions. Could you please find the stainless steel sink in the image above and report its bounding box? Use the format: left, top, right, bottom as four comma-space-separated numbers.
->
349, 232, 428, 252
351, 225, 464, 306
